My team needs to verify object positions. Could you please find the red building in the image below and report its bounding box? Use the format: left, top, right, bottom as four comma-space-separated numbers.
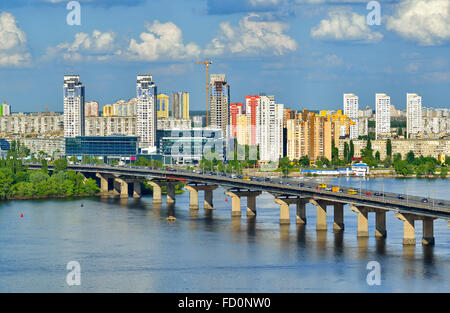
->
229, 103, 244, 138
245, 95, 260, 146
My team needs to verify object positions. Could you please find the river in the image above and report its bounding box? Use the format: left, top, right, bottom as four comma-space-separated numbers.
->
0, 177, 448, 292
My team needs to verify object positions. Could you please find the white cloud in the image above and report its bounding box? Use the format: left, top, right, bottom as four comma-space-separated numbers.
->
0, 12, 30, 67
386, 0, 450, 46
47, 30, 117, 61
125, 21, 201, 61
205, 13, 298, 56
311, 9, 383, 43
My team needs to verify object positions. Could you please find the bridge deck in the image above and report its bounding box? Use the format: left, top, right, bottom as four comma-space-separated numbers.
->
26, 163, 450, 220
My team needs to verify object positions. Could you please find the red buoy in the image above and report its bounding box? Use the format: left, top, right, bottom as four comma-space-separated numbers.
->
20, 213, 23, 218
225, 197, 228, 201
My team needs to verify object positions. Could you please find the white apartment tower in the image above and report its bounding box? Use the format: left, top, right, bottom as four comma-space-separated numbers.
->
63, 75, 85, 138
136, 75, 157, 149
343, 93, 359, 139
375, 93, 391, 139
245, 95, 283, 162
406, 93, 423, 138
209, 74, 230, 136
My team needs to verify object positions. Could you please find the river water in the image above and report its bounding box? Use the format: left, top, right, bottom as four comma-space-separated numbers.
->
0, 177, 448, 292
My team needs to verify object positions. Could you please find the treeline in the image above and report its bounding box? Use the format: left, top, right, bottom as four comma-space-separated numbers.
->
0, 157, 99, 200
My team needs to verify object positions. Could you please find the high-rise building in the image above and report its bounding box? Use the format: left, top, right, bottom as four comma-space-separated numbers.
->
171, 92, 182, 119
406, 93, 423, 138
375, 93, 391, 139
229, 103, 244, 138
170, 92, 190, 120
245, 95, 260, 146
343, 93, 359, 139
286, 110, 340, 161
102, 105, 113, 117
236, 115, 248, 146
136, 75, 157, 149
182, 92, 190, 120
0, 101, 11, 116
63, 75, 85, 138
209, 74, 230, 136
244, 95, 283, 162
157, 94, 169, 118
85, 101, 99, 117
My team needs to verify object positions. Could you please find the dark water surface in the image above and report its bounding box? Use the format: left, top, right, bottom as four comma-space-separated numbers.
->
0, 177, 448, 292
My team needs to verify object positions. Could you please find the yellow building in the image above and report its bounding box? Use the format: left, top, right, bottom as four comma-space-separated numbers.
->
236, 114, 248, 146
182, 92, 190, 120
287, 110, 340, 161
102, 105, 113, 117
157, 94, 169, 118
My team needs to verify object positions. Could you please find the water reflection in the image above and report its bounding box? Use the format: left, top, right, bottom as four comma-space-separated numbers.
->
357, 237, 369, 260
375, 238, 386, 255
316, 230, 327, 253
296, 224, 307, 248
280, 224, 290, 244
333, 231, 344, 256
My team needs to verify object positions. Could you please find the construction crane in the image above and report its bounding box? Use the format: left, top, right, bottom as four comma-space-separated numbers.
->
196, 58, 212, 126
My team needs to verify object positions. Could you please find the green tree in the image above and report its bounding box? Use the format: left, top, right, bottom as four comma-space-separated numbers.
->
406, 151, 415, 164
343, 142, 349, 164
349, 140, 355, 162
54, 158, 68, 173
41, 159, 48, 174
386, 139, 392, 157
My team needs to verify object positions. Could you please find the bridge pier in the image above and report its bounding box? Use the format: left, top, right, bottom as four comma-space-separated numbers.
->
133, 181, 142, 199
167, 183, 176, 204
422, 217, 435, 246
247, 193, 259, 217
375, 210, 387, 238
310, 199, 327, 231
184, 185, 199, 210
350, 205, 369, 237
115, 178, 129, 198
225, 190, 261, 218
148, 181, 162, 204
296, 199, 307, 225
96, 173, 109, 194
333, 203, 344, 231
396, 213, 416, 245
225, 191, 242, 218
274, 198, 290, 225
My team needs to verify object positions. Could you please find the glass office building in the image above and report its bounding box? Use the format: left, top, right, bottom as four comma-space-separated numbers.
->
0, 139, 10, 159
156, 128, 224, 164
65, 136, 138, 157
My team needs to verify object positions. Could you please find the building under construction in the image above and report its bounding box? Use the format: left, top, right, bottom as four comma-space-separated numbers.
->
209, 74, 230, 137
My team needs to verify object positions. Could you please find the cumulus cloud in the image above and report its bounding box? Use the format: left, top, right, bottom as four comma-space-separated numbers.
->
205, 13, 298, 56
0, 12, 30, 67
310, 9, 383, 43
386, 0, 450, 46
47, 30, 117, 61
125, 21, 201, 61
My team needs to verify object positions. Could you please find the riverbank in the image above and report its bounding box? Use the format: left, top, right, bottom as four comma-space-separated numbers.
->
242, 169, 449, 178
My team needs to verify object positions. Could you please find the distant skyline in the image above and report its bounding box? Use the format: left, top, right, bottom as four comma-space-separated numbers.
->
0, 0, 449, 113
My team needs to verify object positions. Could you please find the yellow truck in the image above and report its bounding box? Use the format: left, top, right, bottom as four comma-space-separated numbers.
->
318, 183, 327, 189
332, 186, 340, 192
348, 189, 357, 195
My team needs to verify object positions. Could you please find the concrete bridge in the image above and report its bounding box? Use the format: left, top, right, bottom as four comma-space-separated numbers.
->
27, 163, 450, 246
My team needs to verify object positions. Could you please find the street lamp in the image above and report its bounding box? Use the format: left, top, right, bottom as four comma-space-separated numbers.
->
360, 180, 362, 197
382, 184, 385, 202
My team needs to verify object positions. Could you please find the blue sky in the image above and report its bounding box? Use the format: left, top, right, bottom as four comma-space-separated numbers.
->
0, 0, 449, 113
